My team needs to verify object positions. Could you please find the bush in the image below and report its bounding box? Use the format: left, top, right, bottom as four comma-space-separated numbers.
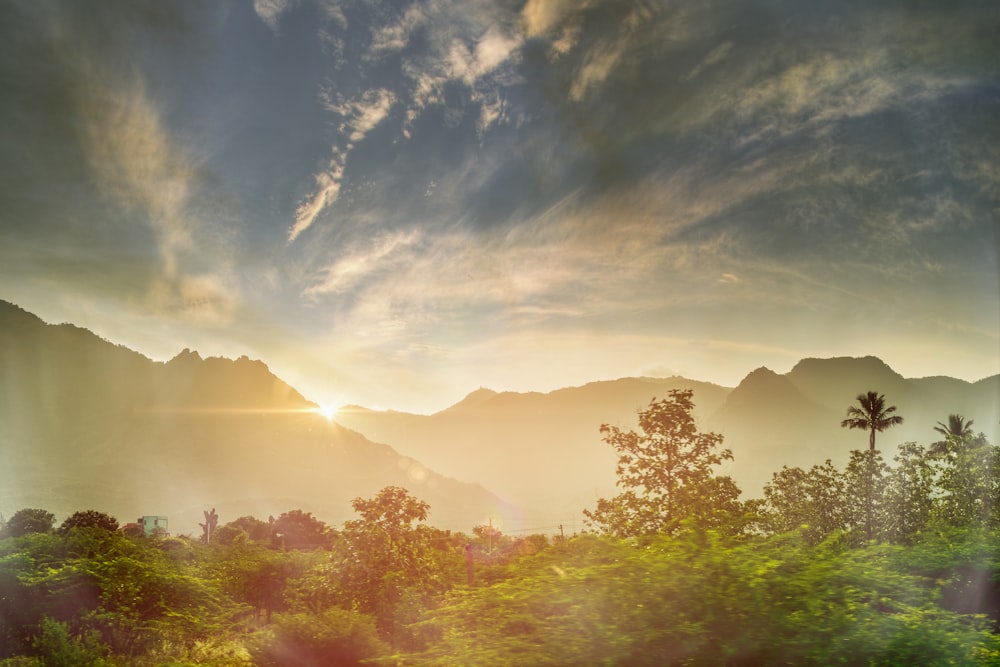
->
248, 608, 387, 666
32, 617, 109, 667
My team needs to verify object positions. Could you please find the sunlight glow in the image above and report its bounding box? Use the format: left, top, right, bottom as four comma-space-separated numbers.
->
315, 404, 338, 421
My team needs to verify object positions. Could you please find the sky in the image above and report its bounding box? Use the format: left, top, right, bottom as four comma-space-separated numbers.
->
1, 0, 997, 414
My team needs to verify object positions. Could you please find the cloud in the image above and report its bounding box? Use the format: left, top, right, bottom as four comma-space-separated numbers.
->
568, 36, 628, 102
521, 0, 582, 38
78, 74, 194, 279
685, 41, 733, 80
341, 88, 396, 142
289, 89, 396, 242
369, 3, 426, 56
717, 273, 741, 285
253, 0, 296, 32
305, 228, 421, 296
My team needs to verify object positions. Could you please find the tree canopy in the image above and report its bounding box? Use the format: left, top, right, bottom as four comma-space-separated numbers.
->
841, 390, 904, 451
583, 389, 743, 537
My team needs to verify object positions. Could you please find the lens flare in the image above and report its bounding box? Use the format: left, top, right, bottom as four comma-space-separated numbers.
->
315, 404, 338, 421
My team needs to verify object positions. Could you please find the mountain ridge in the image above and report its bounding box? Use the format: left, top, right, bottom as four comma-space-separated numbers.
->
0, 300, 510, 534
3, 299, 997, 533
338, 359, 999, 526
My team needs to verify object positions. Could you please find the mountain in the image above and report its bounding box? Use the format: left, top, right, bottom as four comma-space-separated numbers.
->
336, 377, 732, 529
338, 361, 999, 527
4, 299, 997, 535
704, 367, 842, 488
0, 301, 508, 534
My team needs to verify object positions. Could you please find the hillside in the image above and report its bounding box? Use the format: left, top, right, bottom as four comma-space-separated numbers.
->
3, 299, 996, 535
338, 361, 999, 526
337, 377, 732, 527
0, 301, 508, 534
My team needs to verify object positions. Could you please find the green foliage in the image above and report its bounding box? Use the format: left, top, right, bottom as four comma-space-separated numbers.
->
883, 442, 936, 545
32, 617, 109, 667
207, 543, 295, 623
584, 390, 743, 537
1, 509, 55, 538
844, 449, 891, 543
0, 420, 996, 665
57, 511, 119, 536
407, 531, 999, 666
335, 487, 463, 647
762, 460, 847, 544
247, 608, 387, 666
933, 434, 999, 530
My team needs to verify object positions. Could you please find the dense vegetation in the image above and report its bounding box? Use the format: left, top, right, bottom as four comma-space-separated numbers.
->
1, 391, 997, 665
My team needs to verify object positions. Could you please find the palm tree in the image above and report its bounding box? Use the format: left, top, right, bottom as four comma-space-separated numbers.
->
930, 414, 974, 456
841, 391, 904, 451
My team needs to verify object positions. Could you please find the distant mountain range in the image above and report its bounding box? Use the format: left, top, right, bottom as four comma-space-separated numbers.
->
336, 360, 999, 530
0, 300, 509, 534
2, 299, 997, 535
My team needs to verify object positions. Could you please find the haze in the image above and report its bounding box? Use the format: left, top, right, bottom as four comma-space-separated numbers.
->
1, 0, 997, 414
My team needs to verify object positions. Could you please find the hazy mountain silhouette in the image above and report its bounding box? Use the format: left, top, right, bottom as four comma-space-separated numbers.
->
3, 299, 997, 534
338, 377, 731, 528
0, 300, 508, 534
339, 361, 999, 527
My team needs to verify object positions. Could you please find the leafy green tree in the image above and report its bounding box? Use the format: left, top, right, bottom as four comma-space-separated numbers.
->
840, 390, 903, 451
210, 544, 293, 623
933, 433, 999, 529
32, 616, 109, 666
1, 508, 56, 538
584, 390, 742, 537
882, 442, 935, 544
75, 541, 237, 656
0, 550, 46, 657
58, 510, 119, 536
762, 460, 847, 544
336, 487, 461, 647
271, 510, 333, 550
844, 449, 890, 542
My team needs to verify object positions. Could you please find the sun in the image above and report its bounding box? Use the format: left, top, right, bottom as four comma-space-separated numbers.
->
314, 404, 338, 421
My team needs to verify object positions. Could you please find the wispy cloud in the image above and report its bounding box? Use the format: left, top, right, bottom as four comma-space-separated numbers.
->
253, 0, 295, 33
289, 88, 396, 242
80, 76, 193, 277
305, 228, 421, 296
685, 41, 733, 80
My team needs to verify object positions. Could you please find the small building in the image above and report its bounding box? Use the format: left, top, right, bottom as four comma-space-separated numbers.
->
138, 515, 168, 537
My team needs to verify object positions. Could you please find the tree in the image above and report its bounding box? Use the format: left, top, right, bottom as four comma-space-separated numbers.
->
584, 390, 742, 538
271, 510, 333, 550
211, 544, 295, 624
58, 510, 119, 535
840, 391, 903, 451
882, 442, 935, 544
933, 433, 999, 529
762, 460, 847, 544
843, 449, 889, 542
215, 515, 272, 545
931, 414, 975, 456
200, 508, 219, 544
1, 508, 55, 538
336, 487, 459, 647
